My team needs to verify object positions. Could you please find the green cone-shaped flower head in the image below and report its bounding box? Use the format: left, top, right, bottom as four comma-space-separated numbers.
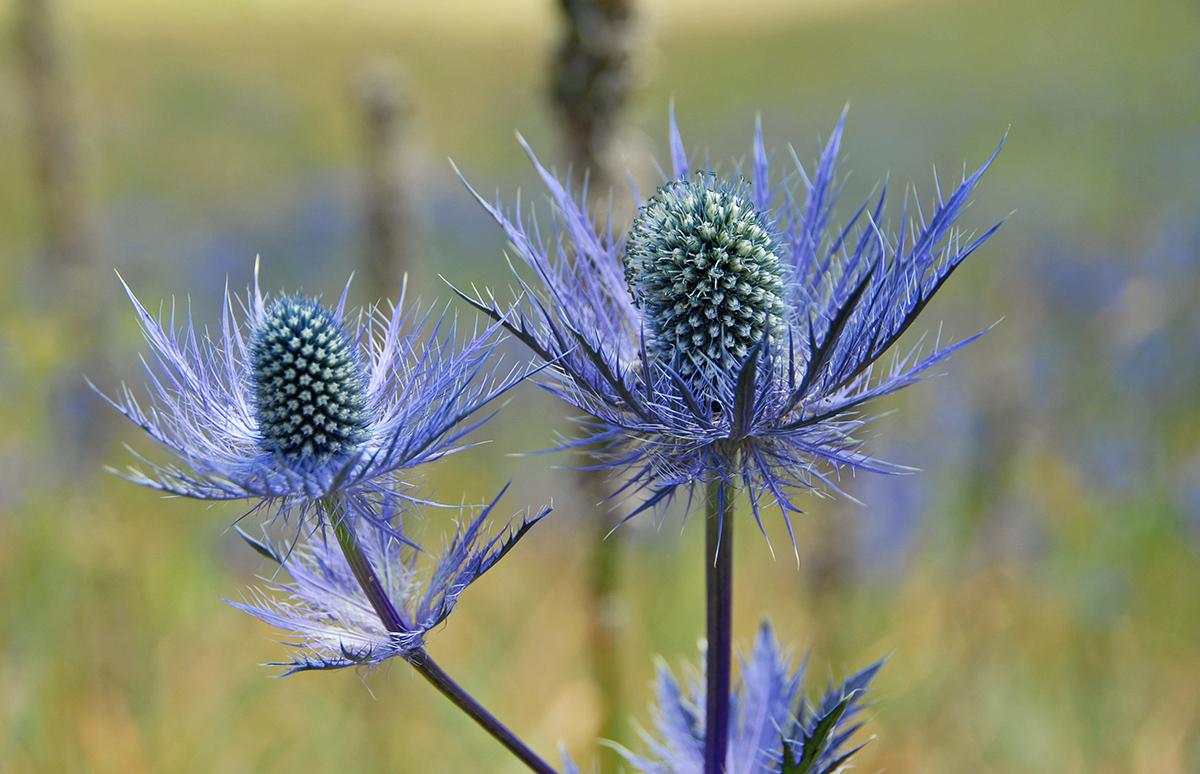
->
250, 296, 368, 462
624, 176, 788, 381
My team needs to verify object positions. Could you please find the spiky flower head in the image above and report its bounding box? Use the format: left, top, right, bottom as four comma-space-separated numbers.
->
99, 261, 523, 521
454, 109, 1003, 544
250, 296, 368, 463
625, 176, 788, 382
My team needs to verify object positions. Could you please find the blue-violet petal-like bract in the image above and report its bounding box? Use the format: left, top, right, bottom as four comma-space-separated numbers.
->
231, 487, 549, 674
453, 109, 1003, 543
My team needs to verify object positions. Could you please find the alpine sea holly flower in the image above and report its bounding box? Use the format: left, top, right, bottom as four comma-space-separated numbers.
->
99, 263, 559, 774
615, 623, 883, 774
453, 107, 1001, 773
452, 109, 1003, 537
232, 485, 548, 675
98, 260, 523, 525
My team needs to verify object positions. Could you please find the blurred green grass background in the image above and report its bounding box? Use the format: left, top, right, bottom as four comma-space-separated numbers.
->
2, 0, 1199, 771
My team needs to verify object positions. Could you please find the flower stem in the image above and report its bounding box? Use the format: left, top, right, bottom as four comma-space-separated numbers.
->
406, 649, 557, 774
704, 478, 733, 774
328, 498, 407, 632
324, 497, 557, 774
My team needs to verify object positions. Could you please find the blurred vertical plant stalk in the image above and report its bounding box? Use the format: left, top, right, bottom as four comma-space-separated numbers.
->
551, 0, 635, 193
581, 464, 625, 761
16, 0, 94, 273
17, 0, 111, 469
358, 63, 414, 299
551, 0, 636, 760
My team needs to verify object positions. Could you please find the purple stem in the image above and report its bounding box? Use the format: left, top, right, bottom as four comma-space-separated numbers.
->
704, 479, 733, 774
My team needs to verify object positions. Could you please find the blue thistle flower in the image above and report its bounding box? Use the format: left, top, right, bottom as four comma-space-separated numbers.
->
452, 109, 1003, 543
100, 262, 561, 773
615, 622, 883, 774
97, 260, 524, 522
231, 486, 548, 674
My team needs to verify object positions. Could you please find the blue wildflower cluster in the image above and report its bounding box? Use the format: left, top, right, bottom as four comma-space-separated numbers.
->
102, 107, 1000, 773
102, 261, 560, 770
98, 261, 548, 665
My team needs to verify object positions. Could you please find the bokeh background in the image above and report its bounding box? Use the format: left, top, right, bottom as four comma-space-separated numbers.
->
2, 0, 1198, 771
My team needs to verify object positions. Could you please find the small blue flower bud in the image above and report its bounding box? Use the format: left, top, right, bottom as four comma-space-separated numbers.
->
624, 176, 787, 380
250, 297, 368, 462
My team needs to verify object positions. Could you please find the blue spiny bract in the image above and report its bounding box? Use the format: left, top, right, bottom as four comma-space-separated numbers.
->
103, 264, 518, 512
232, 486, 550, 675
618, 622, 884, 773
250, 297, 368, 462
625, 176, 787, 381
456, 109, 1004, 540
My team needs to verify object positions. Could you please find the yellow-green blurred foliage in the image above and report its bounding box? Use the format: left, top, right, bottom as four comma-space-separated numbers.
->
2, 0, 1198, 771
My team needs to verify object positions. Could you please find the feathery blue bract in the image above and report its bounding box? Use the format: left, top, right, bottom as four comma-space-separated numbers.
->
231, 487, 549, 674
453, 110, 1003, 545
98, 261, 524, 522
617, 622, 882, 774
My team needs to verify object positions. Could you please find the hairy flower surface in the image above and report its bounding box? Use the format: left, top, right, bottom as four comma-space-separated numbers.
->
613, 623, 881, 774
454, 109, 1002, 541
231, 488, 548, 674
99, 262, 522, 520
